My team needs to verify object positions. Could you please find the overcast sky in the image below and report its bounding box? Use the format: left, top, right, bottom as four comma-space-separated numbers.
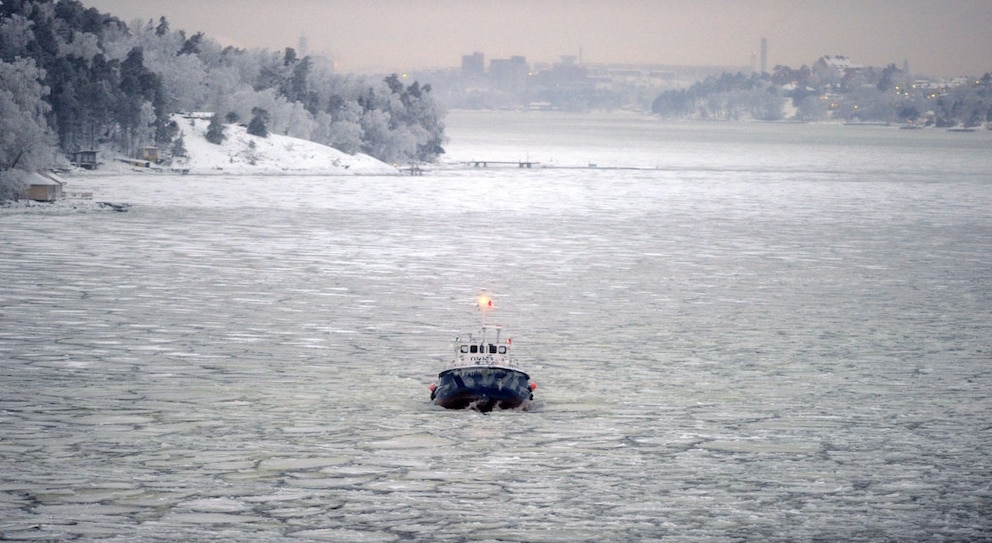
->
81, 0, 991, 77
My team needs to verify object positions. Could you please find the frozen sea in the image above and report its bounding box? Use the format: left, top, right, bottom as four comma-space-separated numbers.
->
2, 111, 991, 542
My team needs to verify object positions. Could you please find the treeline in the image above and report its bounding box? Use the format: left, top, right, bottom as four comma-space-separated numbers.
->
653, 57, 992, 127
650, 72, 785, 121
0, 0, 445, 192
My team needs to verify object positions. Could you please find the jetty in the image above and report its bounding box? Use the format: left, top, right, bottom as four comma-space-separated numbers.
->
460, 160, 666, 172
467, 160, 539, 168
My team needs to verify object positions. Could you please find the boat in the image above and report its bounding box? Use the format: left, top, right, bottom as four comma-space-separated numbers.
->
429, 291, 536, 412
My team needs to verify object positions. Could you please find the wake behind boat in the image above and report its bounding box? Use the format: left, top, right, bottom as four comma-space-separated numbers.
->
429, 292, 536, 412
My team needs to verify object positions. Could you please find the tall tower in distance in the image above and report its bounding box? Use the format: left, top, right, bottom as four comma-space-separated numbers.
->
760, 37, 768, 75
298, 33, 309, 57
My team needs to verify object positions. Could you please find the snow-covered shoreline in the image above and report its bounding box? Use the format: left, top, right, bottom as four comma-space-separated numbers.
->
3, 114, 403, 212
74, 113, 399, 177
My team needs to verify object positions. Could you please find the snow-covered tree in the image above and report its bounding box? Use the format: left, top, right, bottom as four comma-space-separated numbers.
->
115, 46, 166, 154
205, 113, 225, 144
0, 57, 54, 200
320, 100, 364, 154
0, 14, 36, 59
1, 0, 449, 167
171, 134, 187, 158
247, 107, 270, 137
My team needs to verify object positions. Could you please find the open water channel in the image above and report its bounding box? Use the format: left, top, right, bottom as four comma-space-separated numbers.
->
2, 112, 991, 541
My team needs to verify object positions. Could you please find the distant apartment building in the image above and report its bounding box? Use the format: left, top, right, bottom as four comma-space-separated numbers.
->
461, 52, 484, 77
490, 56, 529, 92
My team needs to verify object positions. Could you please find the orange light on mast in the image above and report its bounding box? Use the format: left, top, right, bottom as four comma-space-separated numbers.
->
477, 292, 493, 311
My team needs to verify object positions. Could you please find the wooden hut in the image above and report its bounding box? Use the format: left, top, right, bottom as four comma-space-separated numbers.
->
138, 146, 159, 163
70, 150, 98, 169
21, 171, 65, 202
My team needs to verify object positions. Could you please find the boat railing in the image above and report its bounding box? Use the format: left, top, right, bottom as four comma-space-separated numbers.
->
444, 357, 523, 370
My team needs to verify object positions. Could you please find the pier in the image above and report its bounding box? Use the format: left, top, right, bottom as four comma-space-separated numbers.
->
468, 160, 539, 168
461, 160, 666, 172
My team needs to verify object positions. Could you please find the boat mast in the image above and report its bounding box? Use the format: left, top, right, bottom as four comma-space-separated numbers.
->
477, 290, 493, 342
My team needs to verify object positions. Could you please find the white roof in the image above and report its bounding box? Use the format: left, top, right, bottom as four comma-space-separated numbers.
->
25, 171, 66, 186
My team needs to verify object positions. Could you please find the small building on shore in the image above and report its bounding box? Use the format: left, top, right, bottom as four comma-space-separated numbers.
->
70, 150, 98, 170
21, 171, 66, 202
138, 146, 159, 163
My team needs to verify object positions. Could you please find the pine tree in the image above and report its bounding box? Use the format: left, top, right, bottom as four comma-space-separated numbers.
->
155, 16, 169, 37
205, 113, 225, 144
171, 134, 187, 157
247, 107, 269, 137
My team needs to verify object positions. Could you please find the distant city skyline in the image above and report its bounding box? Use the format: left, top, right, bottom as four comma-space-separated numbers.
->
81, 0, 992, 78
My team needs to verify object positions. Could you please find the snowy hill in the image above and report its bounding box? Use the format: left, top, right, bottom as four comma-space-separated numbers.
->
169, 114, 398, 175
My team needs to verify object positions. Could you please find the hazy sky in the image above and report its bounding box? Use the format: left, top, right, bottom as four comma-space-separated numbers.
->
81, 0, 991, 77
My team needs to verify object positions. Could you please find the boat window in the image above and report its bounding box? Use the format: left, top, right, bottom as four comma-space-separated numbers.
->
489, 344, 497, 354
460, 345, 469, 353
470, 345, 478, 353
498, 346, 507, 354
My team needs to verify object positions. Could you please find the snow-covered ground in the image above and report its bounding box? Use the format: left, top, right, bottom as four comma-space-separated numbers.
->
79, 113, 398, 177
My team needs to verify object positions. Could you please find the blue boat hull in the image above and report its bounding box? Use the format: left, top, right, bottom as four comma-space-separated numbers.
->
431, 366, 533, 412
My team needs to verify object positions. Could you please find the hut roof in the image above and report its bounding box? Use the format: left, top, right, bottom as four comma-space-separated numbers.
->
25, 171, 66, 186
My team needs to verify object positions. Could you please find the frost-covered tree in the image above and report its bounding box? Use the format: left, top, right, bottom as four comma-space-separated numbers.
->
745, 87, 784, 121
143, 42, 209, 112
1, 0, 448, 166
321, 100, 363, 154
179, 32, 204, 56
0, 57, 54, 201
171, 134, 187, 158
224, 86, 312, 138
359, 108, 392, 161
0, 14, 37, 60
653, 72, 780, 120
351, 74, 445, 162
